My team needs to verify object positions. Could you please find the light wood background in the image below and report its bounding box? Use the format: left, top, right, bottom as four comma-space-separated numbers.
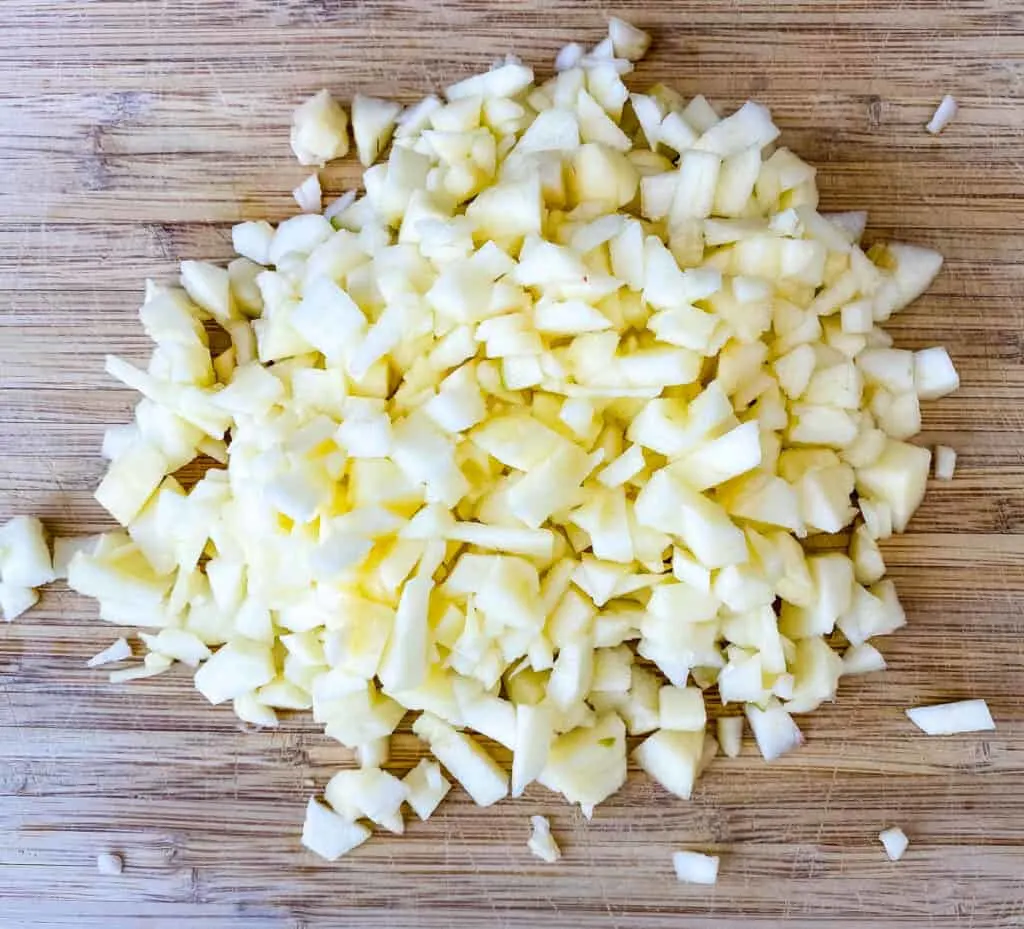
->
1, 1, 1023, 927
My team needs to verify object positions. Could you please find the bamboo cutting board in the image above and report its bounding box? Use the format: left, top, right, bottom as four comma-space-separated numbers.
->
1, 2, 1023, 927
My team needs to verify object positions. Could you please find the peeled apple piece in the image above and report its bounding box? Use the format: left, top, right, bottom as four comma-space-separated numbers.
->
0, 583, 39, 622
538, 713, 627, 815
0, 516, 55, 589
933, 444, 957, 480
716, 717, 743, 758
673, 849, 720, 885
3, 14, 969, 865
96, 852, 124, 876
878, 826, 909, 861
914, 347, 960, 400
301, 798, 371, 861
324, 767, 407, 833
855, 440, 931, 533
608, 17, 651, 61
512, 703, 554, 797
0, 516, 54, 621
293, 174, 322, 213
351, 95, 402, 167
52, 535, 99, 580
87, 638, 132, 668
527, 814, 562, 863
291, 89, 350, 166
194, 639, 275, 705
633, 729, 704, 799
745, 701, 804, 761
926, 95, 957, 135
842, 642, 887, 675
658, 685, 707, 731
906, 700, 995, 735
402, 759, 451, 821
412, 713, 508, 807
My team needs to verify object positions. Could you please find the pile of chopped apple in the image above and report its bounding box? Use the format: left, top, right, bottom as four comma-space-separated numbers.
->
2, 17, 969, 861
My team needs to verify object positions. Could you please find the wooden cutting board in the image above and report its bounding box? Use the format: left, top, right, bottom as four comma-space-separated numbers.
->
1, 2, 1022, 926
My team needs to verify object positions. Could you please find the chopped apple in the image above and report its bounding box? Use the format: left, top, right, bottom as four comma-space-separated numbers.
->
745, 700, 803, 761
878, 826, 909, 861
413, 712, 508, 807
633, 729, 704, 799
855, 439, 931, 533
538, 713, 626, 815
842, 643, 887, 675
716, 717, 743, 758
672, 849, 719, 885
17, 19, 967, 863
351, 95, 402, 167
194, 639, 275, 705
905, 699, 994, 735
914, 347, 959, 400
658, 686, 707, 731
607, 17, 651, 61
527, 814, 562, 863
933, 444, 957, 480
291, 90, 350, 166
301, 798, 371, 860
0, 516, 54, 589
325, 767, 408, 833
402, 758, 451, 821
0, 583, 39, 622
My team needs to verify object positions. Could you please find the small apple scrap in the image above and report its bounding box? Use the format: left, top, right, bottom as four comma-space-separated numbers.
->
906, 699, 995, 735
527, 815, 562, 863
2, 16, 976, 868
933, 445, 957, 480
87, 637, 132, 668
0, 517, 54, 621
293, 174, 322, 214
878, 826, 909, 862
926, 95, 958, 135
96, 852, 125, 875
673, 849, 719, 885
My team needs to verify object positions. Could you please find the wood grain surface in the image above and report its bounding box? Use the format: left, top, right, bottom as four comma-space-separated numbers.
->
2, 2, 1023, 927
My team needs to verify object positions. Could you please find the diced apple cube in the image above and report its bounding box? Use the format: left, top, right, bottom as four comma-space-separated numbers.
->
659, 686, 707, 731
301, 798, 370, 861
842, 643, 887, 675
914, 347, 959, 400
413, 712, 508, 807
933, 444, 957, 480
607, 17, 651, 61
745, 700, 803, 761
351, 94, 402, 167
633, 729, 704, 799
673, 849, 719, 885
855, 439, 931, 533
0, 583, 39, 622
538, 713, 627, 814
402, 759, 452, 821
291, 89, 350, 166
716, 717, 743, 758
325, 767, 408, 833
194, 638, 276, 705
878, 826, 909, 862
0, 516, 54, 589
